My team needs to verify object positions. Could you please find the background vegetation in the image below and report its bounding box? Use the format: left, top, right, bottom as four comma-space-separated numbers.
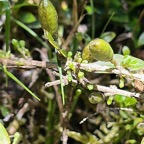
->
0, 0, 144, 144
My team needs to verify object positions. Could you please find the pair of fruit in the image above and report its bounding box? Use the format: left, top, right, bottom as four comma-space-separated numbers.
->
38, 0, 114, 62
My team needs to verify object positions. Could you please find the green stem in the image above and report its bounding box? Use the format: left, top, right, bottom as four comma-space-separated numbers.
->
57, 56, 65, 105
101, 12, 115, 35
90, 0, 95, 39
3, 1, 11, 52
3, 65, 40, 101
46, 100, 56, 144
44, 30, 65, 105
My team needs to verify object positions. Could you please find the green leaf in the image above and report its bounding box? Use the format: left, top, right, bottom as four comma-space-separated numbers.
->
12, 39, 19, 48
119, 77, 124, 88
0, 106, 10, 117
141, 137, 144, 144
138, 32, 144, 47
85, 5, 94, 15
100, 31, 116, 43
3, 66, 40, 101
19, 12, 36, 24
113, 54, 124, 65
12, 132, 22, 144
78, 71, 84, 78
125, 139, 137, 144
87, 84, 94, 90
123, 97, 137, 107
0, 123, 10, 144
12, 3, 37, 11
121, 55, 144, 71
107, 96, 113, 105
114, 94, 126, 103
120, 110, 129, 119
133, 118, 143, 127
122, 46, 131, 55
44, 30, 67, 57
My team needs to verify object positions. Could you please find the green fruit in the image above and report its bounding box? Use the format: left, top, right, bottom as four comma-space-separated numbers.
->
38, 0, 58, 37
82, 38, 114, 62
82, 44, 93, 62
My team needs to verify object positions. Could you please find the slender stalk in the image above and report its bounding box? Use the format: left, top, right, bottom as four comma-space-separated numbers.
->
90, 0, 95, 39
57, 56, 65, 105
101, 12, 115, 35
3, 1, 11, 52
46, 100, 56, 144
3, 65, 40, 101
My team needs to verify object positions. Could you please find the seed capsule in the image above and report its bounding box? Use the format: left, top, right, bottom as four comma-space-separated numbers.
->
82, 38, 114, 62
82, 44, 93, 62
38, 0, 58, 37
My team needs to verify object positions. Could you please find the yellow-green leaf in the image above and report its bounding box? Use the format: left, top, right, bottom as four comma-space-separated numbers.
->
0, 123, 10, 144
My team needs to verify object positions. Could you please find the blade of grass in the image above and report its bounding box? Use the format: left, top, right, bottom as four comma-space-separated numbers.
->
90, 0, 95, 39
57, 57, 65, 105
11, 17, 48, 49
3, 0, 11, 52
46, 99, 56, 144
101, 12, 115, 35
3, 65, 40, 101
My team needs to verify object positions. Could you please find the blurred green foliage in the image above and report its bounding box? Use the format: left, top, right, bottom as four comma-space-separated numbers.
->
0, 0, 144, 144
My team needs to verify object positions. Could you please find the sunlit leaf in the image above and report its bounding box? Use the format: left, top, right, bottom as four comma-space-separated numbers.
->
3, 66, 40, 101
85, 5, 94, 15
12, 132, 22, 144
122, 46, 131, 55
138, 32, 144, 47
123, 97, 137, 107
113, 54, 124, 66
133, 117, 143, 127
100, 31, 116, 43
121, 55, 144, 71
114, 94, 126, 103
87, 84, 94, 91
119, 77, 125, 88
107, 96, 113, 105
19, 12, 36, 24
0, 123, 10, 144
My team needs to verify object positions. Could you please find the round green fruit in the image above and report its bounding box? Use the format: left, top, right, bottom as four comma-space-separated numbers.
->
82, 38, 114, 62
82, 44, 93, 62
38, 0, 58, 37
89, 38, 114, 61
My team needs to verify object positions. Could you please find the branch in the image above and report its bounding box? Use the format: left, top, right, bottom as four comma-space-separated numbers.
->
45, 75, 140, 98
66, 61, 144, 83
0, 58, 141, 98
1, 58, 144, 83
0, 58, 57, 69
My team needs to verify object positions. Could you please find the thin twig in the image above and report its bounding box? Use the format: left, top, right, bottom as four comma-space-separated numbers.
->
1, 58, 144, 84
62, 14, 85, 49
45, 74, 140, 98
0, 58, 57, 69
79, 62, 144, 82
